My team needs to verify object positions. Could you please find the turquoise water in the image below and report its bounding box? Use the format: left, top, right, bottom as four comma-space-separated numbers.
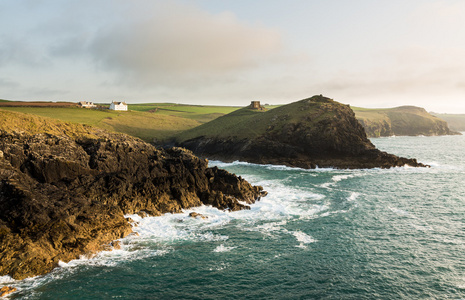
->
3, 135, 465, 299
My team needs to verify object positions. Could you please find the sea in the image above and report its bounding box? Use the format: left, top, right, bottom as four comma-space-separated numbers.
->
2, 134, 465, 299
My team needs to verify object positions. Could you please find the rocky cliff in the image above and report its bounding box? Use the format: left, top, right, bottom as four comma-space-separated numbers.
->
175, 95, 426, 169
353, 106, 460, 137
432, 113, 465, 132
0, 110, 265, 280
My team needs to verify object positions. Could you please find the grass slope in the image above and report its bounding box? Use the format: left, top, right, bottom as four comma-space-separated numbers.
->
352, 106, 453, 136
176, 96, 338, 142
0, 104, 238, 142
432, 113, 465, 131
0, 109, 99, 138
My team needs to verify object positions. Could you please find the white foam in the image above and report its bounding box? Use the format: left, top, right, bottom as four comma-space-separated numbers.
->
0, 275, 15, 285
9, 161, 333, 290
209, 160, 337, 173
347, 192, 359, 202
57, 247, 169, 269
292, 231, 316, 248
389, 206, 411, 217
213, 244, 236, 253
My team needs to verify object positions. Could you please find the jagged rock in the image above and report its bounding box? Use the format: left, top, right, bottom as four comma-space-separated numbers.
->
176, 95, 427, 169
0, 112, 265, 280
0, 286, 17, 297
189, 212, 207, 219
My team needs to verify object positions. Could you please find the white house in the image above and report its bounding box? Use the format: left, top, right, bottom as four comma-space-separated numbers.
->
78, 101, 96, 108
110, 101, 128, 111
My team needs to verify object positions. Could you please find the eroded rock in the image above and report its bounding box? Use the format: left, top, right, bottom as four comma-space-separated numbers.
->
0, 286, 17, 297
0, 128, 265, 280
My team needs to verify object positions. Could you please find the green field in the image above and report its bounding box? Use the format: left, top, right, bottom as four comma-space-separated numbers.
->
0, 104, 242, 142
3, 99, 457, 142
176, 96, 337, 143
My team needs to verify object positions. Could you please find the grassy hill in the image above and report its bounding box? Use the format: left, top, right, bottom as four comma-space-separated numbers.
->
174, 95, 425, 169
175, 98, 338, 142
0, 109, 99, 138
352, 106, 458, 137
431, 113, 465, 131
2, 99, 459, 142
0, 103, 240, 142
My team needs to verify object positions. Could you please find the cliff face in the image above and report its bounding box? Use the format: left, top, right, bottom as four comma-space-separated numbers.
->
176, 96, 425, 169
432, 113, 465, 132
0, 111, 265, 280
354, 106, 460, 137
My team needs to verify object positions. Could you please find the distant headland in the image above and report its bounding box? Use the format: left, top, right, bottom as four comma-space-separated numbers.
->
174, 95, 427, 169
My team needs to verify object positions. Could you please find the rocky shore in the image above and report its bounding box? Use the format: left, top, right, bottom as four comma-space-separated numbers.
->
176, 95, 427, 169
0, 111, 265, 280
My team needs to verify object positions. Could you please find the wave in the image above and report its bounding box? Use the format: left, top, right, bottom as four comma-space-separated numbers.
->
213, 244, 236, 253
209, 160, 338, 172
291, 231, 317, 249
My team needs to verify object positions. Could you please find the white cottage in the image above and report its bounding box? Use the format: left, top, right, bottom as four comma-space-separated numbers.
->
78, 101, 96, 108
110, 101, 128, 111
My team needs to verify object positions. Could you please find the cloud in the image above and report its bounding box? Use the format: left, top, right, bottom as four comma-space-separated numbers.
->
0, 35, 50, 67
0, 78, 19, 89
47, 1, 284, 87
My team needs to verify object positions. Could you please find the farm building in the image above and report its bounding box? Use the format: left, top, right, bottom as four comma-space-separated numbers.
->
78, 101, 96, 108
110, 101, 128, 111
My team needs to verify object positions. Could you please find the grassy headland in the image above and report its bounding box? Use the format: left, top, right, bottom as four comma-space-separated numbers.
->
1, 99, 460, 141
352, 106, 458, 137
431, 113, 465, 131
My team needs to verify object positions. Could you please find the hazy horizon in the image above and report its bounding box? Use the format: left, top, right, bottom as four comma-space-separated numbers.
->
1, 0, 465, 113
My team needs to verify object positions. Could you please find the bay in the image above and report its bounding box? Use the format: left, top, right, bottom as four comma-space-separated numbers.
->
4, 134, 465, 299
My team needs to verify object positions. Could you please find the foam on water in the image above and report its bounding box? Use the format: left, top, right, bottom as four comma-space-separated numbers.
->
213, 244, 236, 253
292, 231, 317, 248
0, 275, 14, 285
347, 192, 359, 202
8, 159, 428, 295
209, 160, 338, 173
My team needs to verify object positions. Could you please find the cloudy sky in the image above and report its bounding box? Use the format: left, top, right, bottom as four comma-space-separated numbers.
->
1, 0, 464, 112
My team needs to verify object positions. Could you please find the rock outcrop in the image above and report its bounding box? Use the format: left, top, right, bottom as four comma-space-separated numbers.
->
0, 111, 265, 280
354, 106, 461, 137
175, 95, 426, 169
0, 286, 17, 297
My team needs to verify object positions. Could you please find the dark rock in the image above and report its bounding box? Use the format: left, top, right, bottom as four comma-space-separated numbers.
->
189, 212, 207, 219
0, 127, 265, 280
177, 96, 427, 169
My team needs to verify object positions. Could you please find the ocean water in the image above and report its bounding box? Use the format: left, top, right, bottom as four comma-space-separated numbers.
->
2, 134, 465, 299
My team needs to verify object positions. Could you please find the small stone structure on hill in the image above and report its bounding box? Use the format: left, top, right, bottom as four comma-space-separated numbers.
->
249, 101, 265, 110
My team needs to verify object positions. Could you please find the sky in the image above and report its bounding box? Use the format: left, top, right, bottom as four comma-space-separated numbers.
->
0, 0, 464, 113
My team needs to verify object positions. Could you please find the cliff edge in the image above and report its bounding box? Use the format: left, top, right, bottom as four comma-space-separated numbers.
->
353, 106, 461, 137
175, 95, 426, 169
0, 110, 265, 280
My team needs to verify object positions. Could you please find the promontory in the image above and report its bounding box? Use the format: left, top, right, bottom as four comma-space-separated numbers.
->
174, 95, 426, 169
0, 110, 266, 280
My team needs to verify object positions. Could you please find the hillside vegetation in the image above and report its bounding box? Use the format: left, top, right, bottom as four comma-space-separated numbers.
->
175, 95, 425, 169
432, 113, 465, 131
0, 103, 239, 142
353, 106, 459, 137
0, 107, 264, 280
1, 99, 459, 141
